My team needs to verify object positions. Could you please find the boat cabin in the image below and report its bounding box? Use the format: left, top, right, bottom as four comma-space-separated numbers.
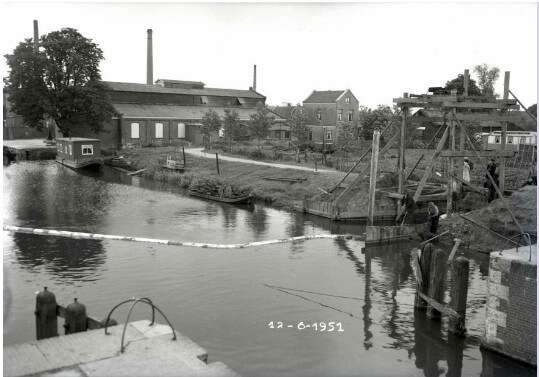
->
55, 137, 103, 169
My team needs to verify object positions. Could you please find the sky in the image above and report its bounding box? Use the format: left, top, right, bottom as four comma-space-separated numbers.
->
1, 2, 537, 109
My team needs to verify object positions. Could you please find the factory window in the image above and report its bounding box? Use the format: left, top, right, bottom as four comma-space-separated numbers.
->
81, 145, 94, 155
348, 110, 354, 121
309, 130, 313, 141
284, 131, 291, 139
237, 98, 245, 106
69, 145, 72, 155
494, 136, 500, 144
326, 130, 333, 140
178, 123, 186, 138
200, 96, 208, 105
275, 130, 281, 139
507, 136, 513, 144
317, 109, 321, 121
131, 123, 140, 139
155, 123, 163, 139
338, 109, 342, 121
64, 146, 68, 154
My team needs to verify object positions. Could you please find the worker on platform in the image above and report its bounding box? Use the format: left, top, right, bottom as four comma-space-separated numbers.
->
528, 160, 537, 186
427, 202, 440, 234
396, 192, 415, 225
463, 157, 471, 183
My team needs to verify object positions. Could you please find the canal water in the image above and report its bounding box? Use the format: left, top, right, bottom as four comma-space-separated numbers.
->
3, 161, 535, 377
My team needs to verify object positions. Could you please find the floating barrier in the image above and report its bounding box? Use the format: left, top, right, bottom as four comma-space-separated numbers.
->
3, 225, 359, 249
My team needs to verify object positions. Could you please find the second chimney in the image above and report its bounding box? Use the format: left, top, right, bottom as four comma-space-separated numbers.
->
253, 64, 257, 92
33, 20, 39, 53
147, 29, 153, 85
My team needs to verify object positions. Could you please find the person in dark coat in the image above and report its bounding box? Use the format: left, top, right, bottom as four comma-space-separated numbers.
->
396, 192, 415, 224
428, 202, 440, 233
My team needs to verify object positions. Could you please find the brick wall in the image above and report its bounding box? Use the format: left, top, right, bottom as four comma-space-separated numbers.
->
482, 246, 537, 366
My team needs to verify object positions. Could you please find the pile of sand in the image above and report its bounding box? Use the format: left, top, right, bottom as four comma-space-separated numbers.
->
439, 186, 537, 253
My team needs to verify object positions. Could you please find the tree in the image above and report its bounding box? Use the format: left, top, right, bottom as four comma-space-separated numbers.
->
222, 108, 240, 152
335, 121, 357, 153
359, 105, 394, 141
286, 104, 310, 145
200, 109, 222, 149
474, 63, 500, 98
444, 74, 482, 96
4, 28, 115, 136
249, 102, 274, 149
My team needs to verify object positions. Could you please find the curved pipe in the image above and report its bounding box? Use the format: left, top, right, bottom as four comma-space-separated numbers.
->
500, 233, 532, 261
104, 297, 155, 335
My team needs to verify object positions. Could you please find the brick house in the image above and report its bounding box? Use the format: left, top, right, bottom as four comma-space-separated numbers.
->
302, 89, 360, 151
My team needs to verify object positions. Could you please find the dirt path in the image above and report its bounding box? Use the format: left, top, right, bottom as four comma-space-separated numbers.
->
185, 147, 336, 173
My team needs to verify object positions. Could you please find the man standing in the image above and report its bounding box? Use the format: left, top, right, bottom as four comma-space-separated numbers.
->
427, 202, 440, 234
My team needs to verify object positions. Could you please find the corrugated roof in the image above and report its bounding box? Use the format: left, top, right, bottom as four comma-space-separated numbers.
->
112, 103, 284, 122
303, 90, 345, 104
103, 81, 265, 99
155, 79, 205, 86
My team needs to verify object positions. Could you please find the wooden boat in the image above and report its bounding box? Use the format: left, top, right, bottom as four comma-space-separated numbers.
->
188, 190, 253, 204
55, 138, 103, 169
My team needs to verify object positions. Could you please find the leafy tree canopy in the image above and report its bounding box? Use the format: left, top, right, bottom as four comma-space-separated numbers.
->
200, 108, 222, 146
222, 108, 240, 140
4, 28, 114, 135
474, 63, 500, 98
286, 104, 310, 144
359, 105, 394, 140
444, 74, 482, 96
249, 102, 274, 149
335, 121, 357, 153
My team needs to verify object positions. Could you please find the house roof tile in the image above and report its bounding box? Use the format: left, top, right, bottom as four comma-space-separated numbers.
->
303, 90, 346, 104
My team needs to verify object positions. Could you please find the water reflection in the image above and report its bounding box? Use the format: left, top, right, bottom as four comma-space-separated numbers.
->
246, 206, 269, 237
11, 233, 105, 281
221, 204, 238, 228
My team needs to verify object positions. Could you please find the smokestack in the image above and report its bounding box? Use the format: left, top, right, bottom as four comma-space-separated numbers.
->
147, 29, 153, 85
253, 64, 257, 92
33, 20, 39, 53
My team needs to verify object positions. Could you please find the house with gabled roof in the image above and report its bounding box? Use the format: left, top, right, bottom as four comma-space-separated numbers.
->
302, 89, 360, 150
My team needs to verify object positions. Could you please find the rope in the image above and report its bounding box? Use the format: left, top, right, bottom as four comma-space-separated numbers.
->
3, 225, 358, 249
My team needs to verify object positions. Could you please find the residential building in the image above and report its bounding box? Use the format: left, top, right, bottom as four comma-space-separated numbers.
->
302, 89, 360, 150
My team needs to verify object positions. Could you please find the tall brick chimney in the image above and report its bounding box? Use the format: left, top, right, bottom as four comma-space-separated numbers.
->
147, 29, 153, 85
33, 20, 39, 53
253, 64, 257, 92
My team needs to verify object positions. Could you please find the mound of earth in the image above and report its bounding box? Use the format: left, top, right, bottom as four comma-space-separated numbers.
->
439, 186, 537, 253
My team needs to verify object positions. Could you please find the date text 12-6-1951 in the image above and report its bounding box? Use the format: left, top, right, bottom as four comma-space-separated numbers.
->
268, 322, 344, 332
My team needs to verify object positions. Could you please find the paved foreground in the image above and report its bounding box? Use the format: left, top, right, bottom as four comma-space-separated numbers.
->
4, 320, 240, 377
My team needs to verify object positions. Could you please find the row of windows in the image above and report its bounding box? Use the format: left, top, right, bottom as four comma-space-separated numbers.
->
488, 135, 537, 145
272, 130, 333, 140
316, 109, 355, 122
130, 122, 186, 139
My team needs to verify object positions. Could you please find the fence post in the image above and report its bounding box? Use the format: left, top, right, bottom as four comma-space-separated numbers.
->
315, 158, 318, 172
449, 256, 469, 336
35, 287, 58, 340
367, 130, 381, 226
215, 153, 220, 174
415, 243, 434, 309
427, 248, 446, 320
182, 147, 186, 167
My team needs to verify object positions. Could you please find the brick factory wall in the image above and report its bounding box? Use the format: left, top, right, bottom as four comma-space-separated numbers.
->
482, 246, 537, 366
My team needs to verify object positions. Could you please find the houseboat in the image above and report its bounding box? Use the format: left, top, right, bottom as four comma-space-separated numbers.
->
55, 138, 103, 169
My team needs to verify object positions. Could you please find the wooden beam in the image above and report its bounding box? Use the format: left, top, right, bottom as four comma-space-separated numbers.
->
464, 69, 469, 97
413, 126, 450, 202
418, 293, 460, 320
440, 150, 515, 158
391, 114, 526, 124
441, 102, 519, 110
398, 104, 406, 194
367, 130, 381, 225
447, 114, 456, 215
333, 130, 401, 205
500, 71, 510, 195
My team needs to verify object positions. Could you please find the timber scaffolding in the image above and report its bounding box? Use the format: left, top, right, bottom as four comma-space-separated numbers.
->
300, 69, 536, 229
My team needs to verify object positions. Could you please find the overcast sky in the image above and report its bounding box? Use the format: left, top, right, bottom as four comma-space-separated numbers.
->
1, 2, 537, 109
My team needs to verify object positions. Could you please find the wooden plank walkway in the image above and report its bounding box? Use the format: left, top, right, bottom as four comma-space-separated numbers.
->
4, 320, 240, 377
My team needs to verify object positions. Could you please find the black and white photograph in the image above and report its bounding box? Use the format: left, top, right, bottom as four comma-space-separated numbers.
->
2, 2, 537, 376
